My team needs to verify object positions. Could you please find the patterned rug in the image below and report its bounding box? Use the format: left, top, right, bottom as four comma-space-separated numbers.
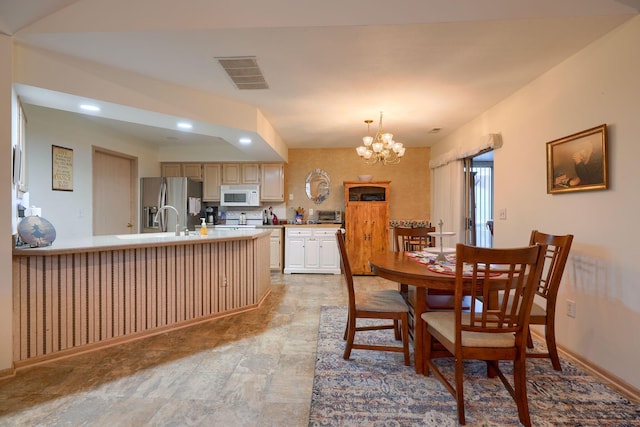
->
309, 306, 640, 426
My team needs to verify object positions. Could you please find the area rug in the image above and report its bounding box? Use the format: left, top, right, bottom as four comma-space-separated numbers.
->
309, 306, 640, 427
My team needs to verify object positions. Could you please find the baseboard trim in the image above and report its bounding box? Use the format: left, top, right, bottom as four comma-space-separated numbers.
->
531, 331, 640, 404
0, 366, 15, 381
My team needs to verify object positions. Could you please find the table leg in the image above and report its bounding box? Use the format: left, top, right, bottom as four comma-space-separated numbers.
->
414, 287, 427, 374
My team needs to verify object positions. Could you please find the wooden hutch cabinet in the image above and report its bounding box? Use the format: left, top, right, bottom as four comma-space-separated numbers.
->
344, 181, 390, 275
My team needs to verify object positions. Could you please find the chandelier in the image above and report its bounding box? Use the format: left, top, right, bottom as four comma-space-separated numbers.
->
356, 112, 405, 165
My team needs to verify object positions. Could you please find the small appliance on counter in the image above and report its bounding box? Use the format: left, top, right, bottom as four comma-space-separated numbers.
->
316, 210, 343, 224
205, 206, 218, 225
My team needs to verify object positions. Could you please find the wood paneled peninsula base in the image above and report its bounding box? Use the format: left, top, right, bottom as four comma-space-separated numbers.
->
12, 230, 271, 368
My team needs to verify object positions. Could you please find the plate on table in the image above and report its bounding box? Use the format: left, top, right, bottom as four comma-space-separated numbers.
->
428, 231, 456, 237
424, 247, 456, 254
406, 251, 455, 265
427, 262, 502, 277
427, 263, 463, 275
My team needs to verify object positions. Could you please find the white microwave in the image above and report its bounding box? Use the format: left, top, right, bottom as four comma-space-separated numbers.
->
220, 184, 260, 207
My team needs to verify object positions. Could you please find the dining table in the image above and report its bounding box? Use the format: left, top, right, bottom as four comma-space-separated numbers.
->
368, 251, 459, 375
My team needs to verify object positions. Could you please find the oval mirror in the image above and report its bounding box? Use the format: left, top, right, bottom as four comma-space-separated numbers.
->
305, 168, 330, 205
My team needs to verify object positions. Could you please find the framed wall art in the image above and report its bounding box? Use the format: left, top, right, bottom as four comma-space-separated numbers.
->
546, 124, 608, 194
52, 145, 74, 191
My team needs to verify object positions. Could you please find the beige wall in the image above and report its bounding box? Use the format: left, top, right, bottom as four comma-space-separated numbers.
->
1, 35, 13, 373
22, 105, 162, 239
431, 16, 640, 390
284, 147, 430, 222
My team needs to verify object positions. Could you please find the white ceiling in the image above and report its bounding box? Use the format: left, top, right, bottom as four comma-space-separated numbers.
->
2, 0, 639, 160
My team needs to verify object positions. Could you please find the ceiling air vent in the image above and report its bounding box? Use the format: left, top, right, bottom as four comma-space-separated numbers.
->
215, 56, 269, 90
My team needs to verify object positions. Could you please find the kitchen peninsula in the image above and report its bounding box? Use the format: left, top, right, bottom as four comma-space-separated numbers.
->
12, 229, 271, 367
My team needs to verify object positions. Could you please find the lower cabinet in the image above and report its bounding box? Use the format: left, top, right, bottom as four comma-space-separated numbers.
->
268, 227, 283, 271
284, 226, 340, 274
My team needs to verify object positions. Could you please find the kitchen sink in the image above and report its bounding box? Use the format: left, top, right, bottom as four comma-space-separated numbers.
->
115, 232, 177, 239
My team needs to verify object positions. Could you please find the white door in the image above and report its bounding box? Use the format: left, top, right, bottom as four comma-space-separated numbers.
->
93, 147, 137, 235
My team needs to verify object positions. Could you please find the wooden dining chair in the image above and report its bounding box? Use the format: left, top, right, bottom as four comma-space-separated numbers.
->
393, 226, 435, 296
422, 243, 546, 426
393, 226, 436, 253
336, 230, 411, 365
394, 226, 468, 311
525, 230, 574, 370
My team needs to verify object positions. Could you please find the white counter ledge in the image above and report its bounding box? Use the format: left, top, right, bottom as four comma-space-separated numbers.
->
12, 229, 271, 367
13, 229, 271, 256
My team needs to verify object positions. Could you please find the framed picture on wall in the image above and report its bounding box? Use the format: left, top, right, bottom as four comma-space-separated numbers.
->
546, 124, 608, 194
52, 145, 74, 191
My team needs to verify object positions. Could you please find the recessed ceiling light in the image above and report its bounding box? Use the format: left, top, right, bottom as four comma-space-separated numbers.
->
80, 104, 100, 112
177, 122, 193, 130
239, 137, 252, 145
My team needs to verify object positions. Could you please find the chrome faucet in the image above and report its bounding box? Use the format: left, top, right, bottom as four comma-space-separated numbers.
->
154, 205, 180, 236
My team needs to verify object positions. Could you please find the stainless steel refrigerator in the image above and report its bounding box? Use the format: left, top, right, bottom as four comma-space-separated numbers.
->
140, 177, 203, 233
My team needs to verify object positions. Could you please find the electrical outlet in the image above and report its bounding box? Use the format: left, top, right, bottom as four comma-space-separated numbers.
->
289, 193, 294, 201
566, 299, 576, 318
498, 208, 507, 220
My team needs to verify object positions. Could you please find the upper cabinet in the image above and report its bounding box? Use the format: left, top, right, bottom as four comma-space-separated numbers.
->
261, 163, 285, 202
161, 163, 183, 177
202, 164, 222, 201
161, 163, 202, 181
164, 161, 284, 203
222, 163, 260, 184
182, 163, 203, 181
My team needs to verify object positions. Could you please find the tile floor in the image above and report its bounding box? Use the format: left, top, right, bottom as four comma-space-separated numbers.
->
0, 273, 395, 426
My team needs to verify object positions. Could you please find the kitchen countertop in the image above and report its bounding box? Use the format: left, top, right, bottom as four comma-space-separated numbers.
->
282, 223, 343, 228
13, 229, 271, 256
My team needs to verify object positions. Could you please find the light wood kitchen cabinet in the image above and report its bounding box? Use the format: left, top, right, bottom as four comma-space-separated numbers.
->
182, 163, 203, 180
344, 181, 390, 275
202, 164, 222, 201
261, 163, 284, 202
267, 227, 283, 271
161, 163, 183, 177
222, 163, 260, 184
284, 226, 340, 274
161, 163, 203, 180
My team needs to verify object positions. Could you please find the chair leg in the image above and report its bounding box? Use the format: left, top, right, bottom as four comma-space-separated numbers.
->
343, 314, 356, 360
393, 319, 401, 340
400, 313, 410, 366
343, 317, 348, 341
526, 326, 534, 349
513, 356, 532, 427
455, 355, 466, 425
399, 283, 408, 295
422, 324, 431, 376
546, 320, 562, 371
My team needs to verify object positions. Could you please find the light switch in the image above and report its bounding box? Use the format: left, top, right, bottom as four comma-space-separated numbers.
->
499, 208, 507, 220
289, 193, 294, 201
